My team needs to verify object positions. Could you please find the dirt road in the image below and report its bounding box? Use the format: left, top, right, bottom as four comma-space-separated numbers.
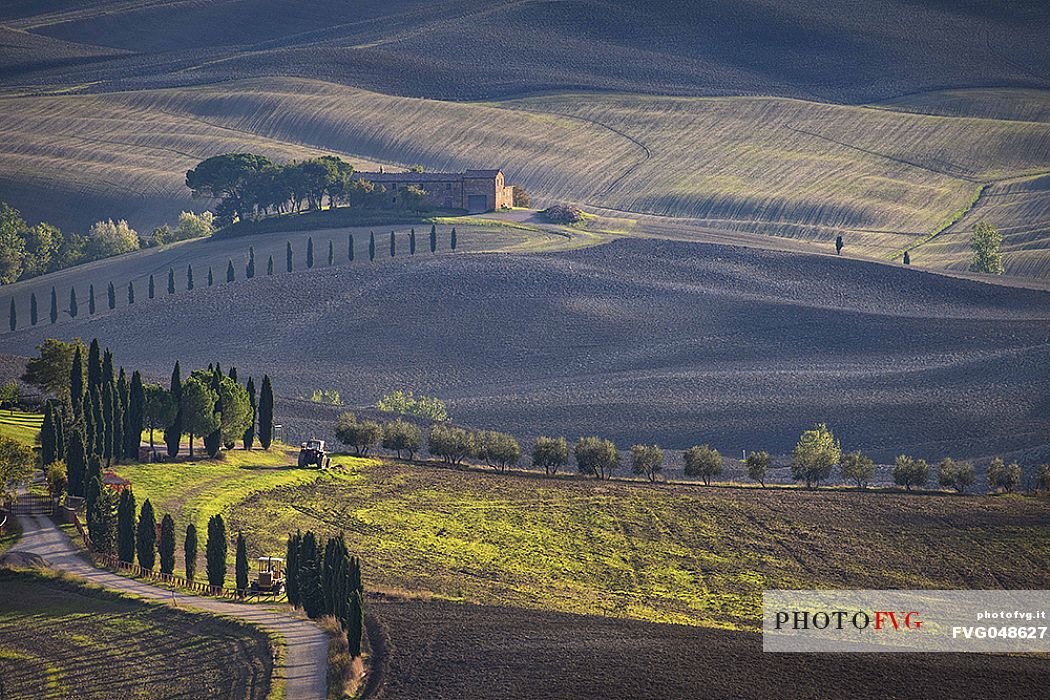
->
11, 514, 328, 700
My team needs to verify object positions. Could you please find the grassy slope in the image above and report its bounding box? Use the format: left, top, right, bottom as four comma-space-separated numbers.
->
0, 410, 41, 445
3, 79, 1050, 275
221, 459, 1050, 630
0, 569, 273, 700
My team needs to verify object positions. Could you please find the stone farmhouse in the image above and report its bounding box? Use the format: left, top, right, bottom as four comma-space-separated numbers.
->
352, 168, 514, 213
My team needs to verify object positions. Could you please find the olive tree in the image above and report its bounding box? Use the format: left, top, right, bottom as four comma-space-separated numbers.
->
683, 444, 722, 486
791, 423, 840, 488
479, 431, 521, 471
893, 455, 929, 491
745, 450, 771, 487
938, 457, 976, 493
381, 419, 422, 459
335, 412, 382, 456
629, 443, 664, 482
532, 436, 568, 476
573, 436, 619, 480
839, 450, 875, 488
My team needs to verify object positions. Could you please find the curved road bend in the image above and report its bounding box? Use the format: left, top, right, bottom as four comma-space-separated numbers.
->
12, 514, 328, 700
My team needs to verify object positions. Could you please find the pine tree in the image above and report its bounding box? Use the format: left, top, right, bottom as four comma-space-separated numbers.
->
267, 255, 274, 275
125, 371, 145, 460
247, 246, 256, 278
107, 282, 116, 310
348, 234, 354, 261
164, 361, 183, 458
50, 286, 58, 323
298, 531, 324, 618
127, 281, 135, 304
390, 230, 395, 257
430, 224, 437, 253
67, 427, 88, 497
258, 375, 274, 449
8, 297, 15, 331
328, 240, 334, 266
410, 227, 416, 255
159, 513, 176, 574
243, 376, 256, 449
187, 264, 194, 290
286, 241, 293, 272
227, 259, 235, 282
208, 267, 214, 286
307, 237, 315, 268
347, 590, 364, 657
451, 226, 457, 250
137, 499, 157, 570
89, 284, 96, 314
168, 268, 176, 294
235, 532, 249, 595
285, 531, 302, 608
185, 523, 198, 582
369, 232, 376, 261
206, 514, 228, 588
149, 274, 155, 299
30, 293, 37, 325
117, 487, 136, 564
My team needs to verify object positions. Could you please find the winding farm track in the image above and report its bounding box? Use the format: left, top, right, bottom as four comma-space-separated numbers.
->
11, 514, 328, 700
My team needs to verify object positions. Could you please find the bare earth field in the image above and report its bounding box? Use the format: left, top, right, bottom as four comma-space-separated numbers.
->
3, 238, 1048, 464
0, 569, 273, 699
373, 599, 1050, 700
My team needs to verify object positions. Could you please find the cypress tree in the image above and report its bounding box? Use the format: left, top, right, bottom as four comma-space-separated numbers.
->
247, 246, 256, 278
258, 375, 274, 449
8, 297, 15, 331
285, 531, 302, 608
228, 366, 237, 383
112, 378, 124, 465
368, 232, 375, 261
390, 230, 395, 257
89, 284, 96, 314
286, 241, 293, 272
307, 237, 315, 268
235, 532, 249, 595
243, 376, 256, 449
117, 488, 136, 564
168, 268, 175, 294
347, 590, 364, 657
91, 388, 104, 458
107, 282, 115, 310
87, 475, 116, 555
206, 514, 227, 588
903, 251, 911, 265
298, 531, 324, 618
40, 405, 57, 466
50, 286, 58, 323
226, 259, 235, 282
185, 523, 198, 582
410, 227, 416, 255
137, 499, 157, 570
30, 292, 37, 325
348, 233, 354, 261
149, 274, 155, 299
267, 255, 274, 275
208, 267, 214, 286
159, 513, 176, 575
430, 224, 437, 252
187, 264, 194, 290
451, 226, 457, 250
328, 240, 334, 266
117, 368, 129, 460
87, 339, 101, 392
164, 362, 182, 458
70, 345, 84, 417
127, 281, 134, 304
102, 382, 115, 466
125, 371, 145, 460
67, 427, 88, 497
68, 288, 77, 318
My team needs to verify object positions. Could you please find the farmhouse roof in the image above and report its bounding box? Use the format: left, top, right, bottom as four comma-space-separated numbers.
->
102, 471, 130, 487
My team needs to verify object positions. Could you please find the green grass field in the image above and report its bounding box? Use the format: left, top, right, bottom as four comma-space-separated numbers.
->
0, 410, 41, 445
0, 569, 273, 699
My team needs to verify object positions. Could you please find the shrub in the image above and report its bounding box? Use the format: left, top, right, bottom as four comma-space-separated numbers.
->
1038, 464, 1050, 492
512, 185, 531, 208
532, 436, 569, 475
308, 388, 342, 405
46, 460, 67, 498
87, 219, 140, 258
541, 204, 585, 224
574, 436, 619, 479
683, 444, 722, 486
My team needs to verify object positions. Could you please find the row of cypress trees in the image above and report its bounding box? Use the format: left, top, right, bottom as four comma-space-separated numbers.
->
286, 531, 366, 657
7, 225, 460, 332
39, 339, 146, 501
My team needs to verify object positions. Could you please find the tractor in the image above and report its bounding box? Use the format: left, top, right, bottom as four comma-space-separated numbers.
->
298, 439, 330, 468
249, 556, 285, 595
